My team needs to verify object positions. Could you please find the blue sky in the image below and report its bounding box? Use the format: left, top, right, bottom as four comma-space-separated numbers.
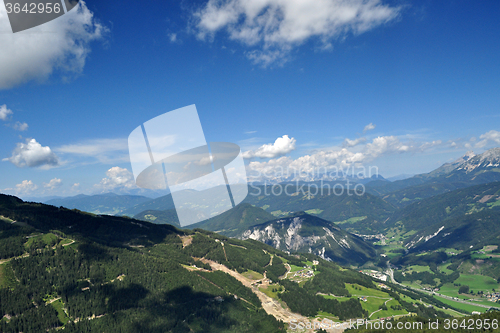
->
0, 0, 499, 198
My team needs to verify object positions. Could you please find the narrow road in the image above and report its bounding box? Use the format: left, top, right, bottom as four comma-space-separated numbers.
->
62, 239, 76, 247
281, 263, 292, 279
368, 298, 392, 318
220, 242, 228, 261
46, 297, 61, 305
0, 253, 29, 265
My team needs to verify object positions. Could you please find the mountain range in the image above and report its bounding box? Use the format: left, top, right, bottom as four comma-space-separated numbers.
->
133, 204, 378, 265
32, 148, 500, 267
46, 193, 152, 215
123, 184, 395, 227
365, 148, 500, 206
41, 148, 500, 222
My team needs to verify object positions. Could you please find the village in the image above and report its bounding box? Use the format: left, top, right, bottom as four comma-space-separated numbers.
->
486, 291, 500, 303
359, 270, 388, 282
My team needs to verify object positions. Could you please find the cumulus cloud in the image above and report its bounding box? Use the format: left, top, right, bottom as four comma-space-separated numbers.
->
365, 136, 411, 157
4, 138, 59, 168
15, 180, 38, 194
0, 104, 12, 120
0, 1, 106, 89
96, 167, 136, 192
243, 135, 296, 159
13, 121, 28, 131
363, 122, 376, 132
44, 178, 62, 190
247, 135, 442, 182
247, 148, 365, 182
343, 137, 366, 147
193, 0, 400, 65
476, 130, 500, 148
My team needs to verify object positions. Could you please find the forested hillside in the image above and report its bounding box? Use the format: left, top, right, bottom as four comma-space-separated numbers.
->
133, 209, 181, 227
384, 181, 500, 232
0, 194, 465, 332
188, 203, 276, 237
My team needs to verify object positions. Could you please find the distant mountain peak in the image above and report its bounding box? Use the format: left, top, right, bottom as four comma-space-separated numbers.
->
101, 192, 119, 197
477, 147, 500, 160
425, 148, 500, 177
447, 150, 475, 167
460, 150, 476, 161
238, 213, 376, 265
457, 147, 500, 173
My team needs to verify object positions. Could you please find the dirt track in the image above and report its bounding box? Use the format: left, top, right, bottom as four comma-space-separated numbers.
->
200, 258, 307, 323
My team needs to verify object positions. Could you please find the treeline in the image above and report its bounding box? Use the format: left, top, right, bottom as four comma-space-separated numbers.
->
0, 220, 30, 259
392, 251, 448, 267
0, 235, 24, 259
266, 256, 287, 282
394, 269, 459, 287
198, 271, 260, 307
183, 232, 272, 275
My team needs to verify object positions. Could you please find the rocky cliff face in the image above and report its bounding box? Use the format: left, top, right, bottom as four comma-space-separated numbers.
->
239, 213, 376, 265
457, 148, 500, 173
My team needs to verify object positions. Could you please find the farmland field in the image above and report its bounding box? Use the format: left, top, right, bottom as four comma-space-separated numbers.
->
433, 295, 487, 314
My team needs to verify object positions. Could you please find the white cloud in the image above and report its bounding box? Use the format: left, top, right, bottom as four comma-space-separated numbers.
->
0, 1, 106, 89
56, 138, 129, 163
13, 121, 28, 131
476, 130, 500, 148
193, 0, 400, 65
343, 137, 366, 147
243, 135, 296, 158
365, 136, 411, 157
247, 148, 365, 181
4, 138, 59, 168
44, 178, 63, 190
418, 140, 442, 151
169, 33, 177, 42
15, 180, 38, 194
363, 122, 376, 132
247, 135, 443, 182
95, 167, 136, 192
0, 104, 12, 120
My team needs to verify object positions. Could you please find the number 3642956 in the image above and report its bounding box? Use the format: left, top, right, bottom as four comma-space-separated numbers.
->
5, 2, 61, 14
